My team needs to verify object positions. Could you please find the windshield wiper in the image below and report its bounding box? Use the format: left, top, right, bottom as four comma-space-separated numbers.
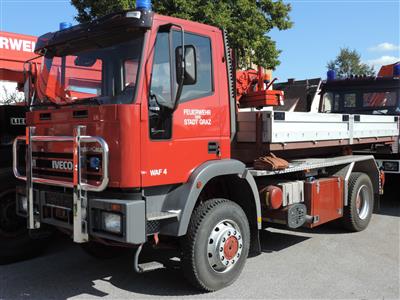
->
31, 97, 61, 109
61, 96, 102, 106
80, 97, 102, 105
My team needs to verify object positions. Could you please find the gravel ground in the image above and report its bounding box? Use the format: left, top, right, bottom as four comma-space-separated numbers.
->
0, 183, 399, 300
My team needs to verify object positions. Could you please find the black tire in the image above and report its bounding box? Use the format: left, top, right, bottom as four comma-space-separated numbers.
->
181, 199, 250, 292
343, 172, 374, 232
81, 241, 128, 259
0, 188, 45, 264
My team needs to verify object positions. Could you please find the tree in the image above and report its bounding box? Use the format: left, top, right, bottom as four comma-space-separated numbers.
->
70, 0, 292, 69
0, 87, 24, 105
327, 48, 375, 78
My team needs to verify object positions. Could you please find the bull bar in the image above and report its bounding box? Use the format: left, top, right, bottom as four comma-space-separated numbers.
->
12, 126, 109, 243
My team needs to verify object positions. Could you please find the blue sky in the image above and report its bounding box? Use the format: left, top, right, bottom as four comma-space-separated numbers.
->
1, 0, 399, 81
269, 0, 400, 80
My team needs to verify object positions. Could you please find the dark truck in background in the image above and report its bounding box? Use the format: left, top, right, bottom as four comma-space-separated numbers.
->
0, 105, 47, 263
274, 63, 400, 178
319, 63, 400, 177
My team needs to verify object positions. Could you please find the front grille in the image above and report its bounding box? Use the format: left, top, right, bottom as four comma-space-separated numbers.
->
32, 152, 102, 182
44, 191, 73, 209
40, 189, 74, 227
32, 151, 72, 159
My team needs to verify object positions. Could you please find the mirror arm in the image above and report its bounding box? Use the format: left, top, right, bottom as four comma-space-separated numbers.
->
156, 23, 185, 112
172, 24, 185, 112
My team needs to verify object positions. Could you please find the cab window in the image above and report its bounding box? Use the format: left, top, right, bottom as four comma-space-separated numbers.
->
149, 32, 173, 140
172, 31, 213, 102
148, 30, 214, 140
344, 93, 357, 108
363, 91, 397, 107
322, 92, 340, 112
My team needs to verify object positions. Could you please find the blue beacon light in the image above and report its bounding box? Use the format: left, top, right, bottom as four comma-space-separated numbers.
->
393, 63, 400, 77
327, 69, 336, 81
59, 22, 72, 31
136, 0, 152, 10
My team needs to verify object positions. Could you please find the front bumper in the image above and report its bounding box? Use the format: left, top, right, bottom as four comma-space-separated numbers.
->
16, 186, 146, 245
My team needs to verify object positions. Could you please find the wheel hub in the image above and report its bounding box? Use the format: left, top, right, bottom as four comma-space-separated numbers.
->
356, 196, 361, 209
356, 185, 370, 220
224, 236, 239, 260
207, 220, 243, 273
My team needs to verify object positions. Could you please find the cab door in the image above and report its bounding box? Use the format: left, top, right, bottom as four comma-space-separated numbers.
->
140, 24, 224, 187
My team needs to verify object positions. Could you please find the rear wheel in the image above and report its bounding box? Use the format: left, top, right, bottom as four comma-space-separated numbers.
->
181, 199, 250, 291
0, 189, 44, 264
343, 172, 374, 232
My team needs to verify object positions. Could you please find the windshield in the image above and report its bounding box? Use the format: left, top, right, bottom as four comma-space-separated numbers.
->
321, 89, 400, 114
34, 33, 144, 106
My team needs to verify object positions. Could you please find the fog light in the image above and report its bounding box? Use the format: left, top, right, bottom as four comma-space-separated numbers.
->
383, 161, 399, 172
89, 156, 101, 171
19, 195, 27, 213
102, 212, 122, 234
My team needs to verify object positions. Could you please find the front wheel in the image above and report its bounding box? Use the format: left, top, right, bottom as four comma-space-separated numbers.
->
0, 189, 45, 264
181, 199, 250, 291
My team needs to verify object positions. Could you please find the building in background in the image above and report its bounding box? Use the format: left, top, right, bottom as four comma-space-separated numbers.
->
0, 31, 38, 103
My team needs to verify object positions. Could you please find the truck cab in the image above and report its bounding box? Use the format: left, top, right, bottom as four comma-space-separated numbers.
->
320, 71, 400, 116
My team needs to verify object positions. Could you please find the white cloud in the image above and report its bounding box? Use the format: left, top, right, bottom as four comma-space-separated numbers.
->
369, 42, 400, 52
367, 56, 400, 69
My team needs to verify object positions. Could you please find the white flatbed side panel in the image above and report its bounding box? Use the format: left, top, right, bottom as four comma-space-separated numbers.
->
353, 114, 399, 139
263, 111, 398, 143
264, 112, 349, 143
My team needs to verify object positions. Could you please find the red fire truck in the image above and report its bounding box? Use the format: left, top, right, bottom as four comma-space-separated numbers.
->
13, 4, 396, 291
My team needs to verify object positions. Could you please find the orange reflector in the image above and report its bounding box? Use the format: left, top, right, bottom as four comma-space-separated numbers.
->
196, 181, 202, 189
111, 204, 122, 212
25, 127, 29, 145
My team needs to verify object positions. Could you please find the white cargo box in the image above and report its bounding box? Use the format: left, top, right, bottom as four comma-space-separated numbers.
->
237, 110, 399, 147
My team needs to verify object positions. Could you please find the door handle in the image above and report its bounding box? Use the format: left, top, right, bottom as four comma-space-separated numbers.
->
208, 141, 220, 156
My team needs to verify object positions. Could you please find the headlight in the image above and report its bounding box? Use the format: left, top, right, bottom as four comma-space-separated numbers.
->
102, 212, 122, 234
18, 195, 28, 213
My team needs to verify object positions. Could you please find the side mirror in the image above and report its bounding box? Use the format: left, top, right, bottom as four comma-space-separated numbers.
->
75, 55, 97, 67
176, 45, 197, 85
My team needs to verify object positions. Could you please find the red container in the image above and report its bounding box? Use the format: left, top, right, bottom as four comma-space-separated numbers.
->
304, 177, 344, 228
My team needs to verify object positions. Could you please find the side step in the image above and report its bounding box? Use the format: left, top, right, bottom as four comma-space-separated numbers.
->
146, 210, 180, 221
133, 244, 181, 273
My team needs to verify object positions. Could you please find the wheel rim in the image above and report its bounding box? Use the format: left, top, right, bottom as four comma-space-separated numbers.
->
207, 219, 243, 273
355, 185, 370, 220
0, 191, 26, 238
